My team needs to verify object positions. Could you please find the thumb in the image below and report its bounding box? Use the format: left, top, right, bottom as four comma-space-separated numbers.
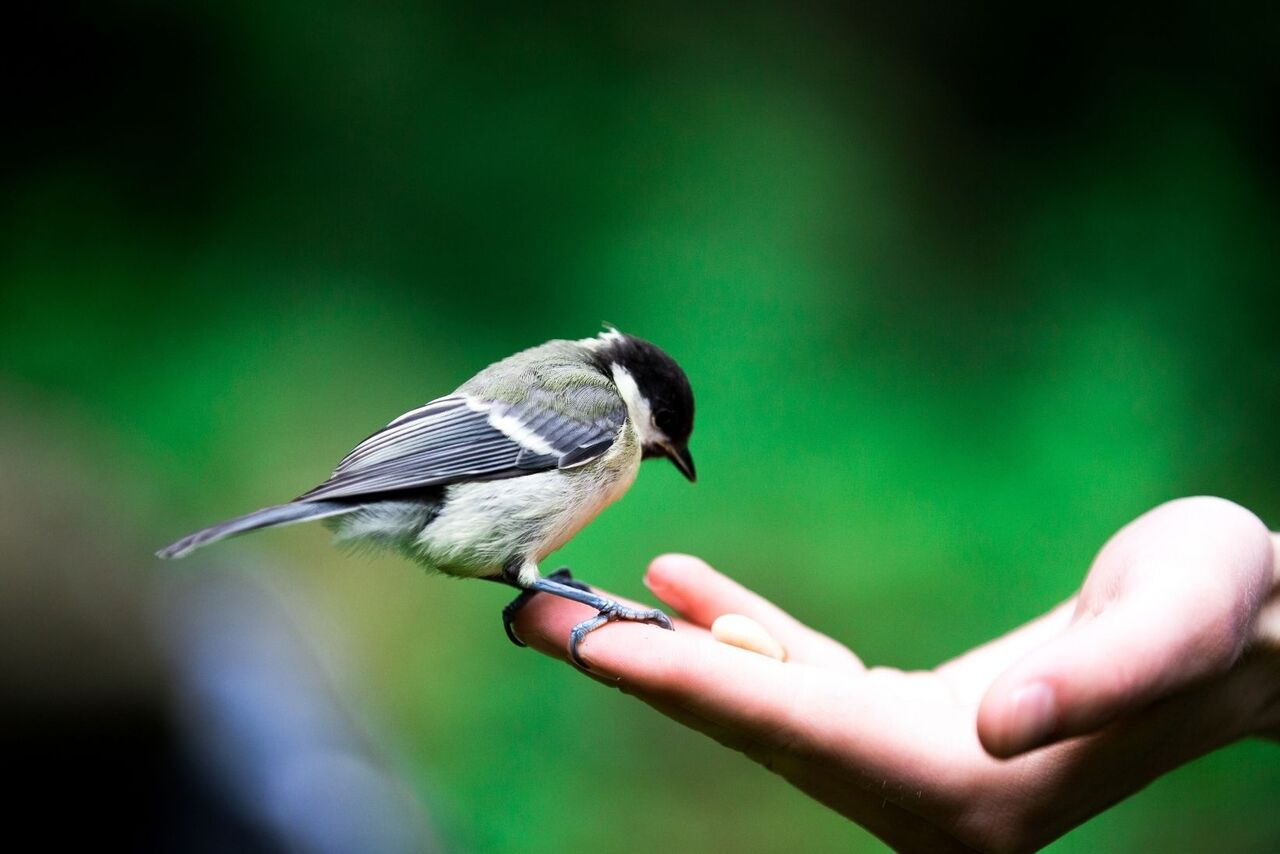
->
979, 497, 1274, 758
977, 586, 1251, 758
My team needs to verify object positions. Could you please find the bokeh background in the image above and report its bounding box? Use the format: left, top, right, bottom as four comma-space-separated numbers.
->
4, 2, 1279, 851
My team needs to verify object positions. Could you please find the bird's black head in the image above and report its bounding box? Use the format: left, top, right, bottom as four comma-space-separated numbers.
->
592, 331, 697, 482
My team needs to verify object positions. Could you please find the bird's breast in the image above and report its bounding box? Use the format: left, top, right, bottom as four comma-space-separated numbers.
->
412, 422, 641, 576
532, 421, 641, 559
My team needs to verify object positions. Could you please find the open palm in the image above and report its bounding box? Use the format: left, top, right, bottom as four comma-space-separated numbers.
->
513, 497, 1280, 852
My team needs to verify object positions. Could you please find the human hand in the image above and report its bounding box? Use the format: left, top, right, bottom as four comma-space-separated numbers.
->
513, 497, 1280, 852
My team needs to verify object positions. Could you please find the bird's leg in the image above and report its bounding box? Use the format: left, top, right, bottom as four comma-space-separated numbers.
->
499, 565, 674, 666
501, 568, 587, 647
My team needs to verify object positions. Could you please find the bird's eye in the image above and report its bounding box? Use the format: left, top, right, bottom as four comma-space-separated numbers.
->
653, 408, 675, 434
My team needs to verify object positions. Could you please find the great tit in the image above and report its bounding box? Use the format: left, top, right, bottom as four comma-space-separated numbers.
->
158, 329, 696, 664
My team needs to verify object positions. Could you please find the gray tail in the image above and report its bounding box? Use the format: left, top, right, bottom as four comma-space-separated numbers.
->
156, 500, 356, 559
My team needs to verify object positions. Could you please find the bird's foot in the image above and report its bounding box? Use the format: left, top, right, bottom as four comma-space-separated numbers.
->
568, 602, 674, 669
501, 567, 676, 664
502, 568, 588, 647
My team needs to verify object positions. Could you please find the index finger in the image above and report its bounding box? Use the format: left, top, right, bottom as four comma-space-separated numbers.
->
515, 588, 809, 736
517, 590, 975, 805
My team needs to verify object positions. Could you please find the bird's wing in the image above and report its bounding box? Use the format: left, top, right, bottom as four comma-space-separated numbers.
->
296, 393, 625, 502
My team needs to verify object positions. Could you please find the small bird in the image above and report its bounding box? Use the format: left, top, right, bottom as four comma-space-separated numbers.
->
158, 329, 696, 664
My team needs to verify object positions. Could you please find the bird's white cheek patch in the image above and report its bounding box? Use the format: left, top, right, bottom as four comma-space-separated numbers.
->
610, 364, 666, 447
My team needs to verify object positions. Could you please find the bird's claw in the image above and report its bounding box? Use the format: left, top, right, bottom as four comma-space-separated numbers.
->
568, 603, 674, 669
501, 567, 674, 664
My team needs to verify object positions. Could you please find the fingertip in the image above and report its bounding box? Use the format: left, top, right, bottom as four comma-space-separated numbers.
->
645, 554, 713, 613
645, 553, 710, 587
978, 680, 1060, 758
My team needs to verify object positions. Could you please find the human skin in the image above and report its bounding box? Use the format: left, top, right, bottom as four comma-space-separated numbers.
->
512, 496, 1280, 852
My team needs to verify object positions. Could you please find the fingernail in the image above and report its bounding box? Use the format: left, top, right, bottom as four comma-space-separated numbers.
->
1006, 682, 1058, 753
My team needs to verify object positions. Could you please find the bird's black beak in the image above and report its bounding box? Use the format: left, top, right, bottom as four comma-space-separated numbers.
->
666, 443, 696, 482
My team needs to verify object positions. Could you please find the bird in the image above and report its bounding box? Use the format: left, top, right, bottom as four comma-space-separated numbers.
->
157, 329, 696, 665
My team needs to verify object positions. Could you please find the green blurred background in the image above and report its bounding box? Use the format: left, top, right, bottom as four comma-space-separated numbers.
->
4, 2, 1279, 851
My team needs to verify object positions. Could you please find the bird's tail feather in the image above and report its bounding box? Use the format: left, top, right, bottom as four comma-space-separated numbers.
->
156, 500, 356, 559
